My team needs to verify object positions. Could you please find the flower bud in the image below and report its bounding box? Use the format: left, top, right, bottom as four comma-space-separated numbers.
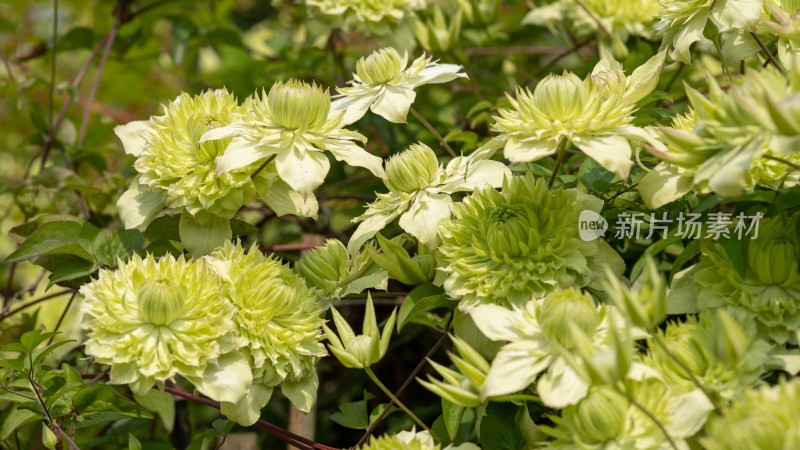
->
42, 424, 57, 449
385, 143, 440, 193
137, 279, 183, 326
366, 233, 433, 285
563, 387, 627, 443
356, 48, 406, 85
539, 289, 599, 349
531, 73, 587, 121
604, 257, 666, 330
748, 233, 799, 285
296, 239, 350, 295
267, 80, 330, 130
710, 309, 749, 367
324, 294, 397, 369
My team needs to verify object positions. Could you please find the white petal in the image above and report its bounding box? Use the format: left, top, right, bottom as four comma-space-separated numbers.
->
572, 134, 633, 180
398, 192, 453, 247
199, 121, 251, 143
215, 137, 275, 175
665, 389, 714, 438
114, 120, 151, 156
325, 140, 386, 179
537, 358, 590, 408
190, 351, 253, 405
625, 50, 666, 105
442, 159, 511, 193
281, 375, 319, 413
275, 147, 330, 197
258, 179, 319, 219
468, 304, 532, 342
116, 180, 165, 230
670, 12, 709, 64
347, 210, 404, 255
409, 63, 467, 88
638, 163, 693, 209
503, 136, 559, 163
481, 341, 550, 399
331, 92, 378, 126
370, 85, 416, 123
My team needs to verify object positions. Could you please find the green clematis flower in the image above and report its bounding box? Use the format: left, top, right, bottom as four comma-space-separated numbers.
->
701, 379, 800, 450
203, 242, 328, 425
491, 51, 665, 179
295, 238, 388, 303
669, 213, 800, 344
304, 0, 427, 48
437, 174, 623, 309
323, 294, 397, 369
543, 379, 714, 448
357, 428, 480, 450
641, 312, 771, 403
349, 141, 510, 252
655, 0, 762, 63
639, 61, 800, 207
201, 80, 385, 198
522, 0, 660, 58
331, 47, 467, 125
468, 288, 633, 408
79, 253, 235, 396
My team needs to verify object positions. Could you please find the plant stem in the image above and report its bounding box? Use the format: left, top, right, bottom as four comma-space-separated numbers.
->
651, 332, 719, 409
410, 106, 457, 158
364, 366, 437, 439
0, 289, 74, 323
713, 36, 733, 84
750, 31, 783, 74
764, 154, 800, 171
548, 139, 567, 189
251, 154, 276, 179
357, 325, 452, 447
573, 0, 611, 39
614, 385, 678, 450
488, 394, 541, 403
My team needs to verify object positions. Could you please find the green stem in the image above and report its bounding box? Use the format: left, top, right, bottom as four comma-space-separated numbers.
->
410, 106, 457, 158
713, 35, 734, 84
364, 366, 438, 440
614, 385, 679, 450
764, 154, 800, 172
651, 333, 719, 410
548, 139, 567, 189
488, 394, 541, 403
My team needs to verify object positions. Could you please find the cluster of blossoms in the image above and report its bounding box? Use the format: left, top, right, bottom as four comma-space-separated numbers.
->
79, 242, 326, 425
304, 0, 426, 48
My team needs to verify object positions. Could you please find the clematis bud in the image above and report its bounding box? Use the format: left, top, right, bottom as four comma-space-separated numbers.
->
267, 80, 330, 131
296, 239, 350, 295
356, 48, 406, 85
324, 294, 397, 369
385, 143, 441, 193
710, 309, 749, 368
539, 289, 600, 349
42, 424, 57, 449
563, 387, 627, 444
137, 279, 184, 326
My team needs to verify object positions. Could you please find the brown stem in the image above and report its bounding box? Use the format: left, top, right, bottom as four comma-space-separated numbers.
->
3, 262, 17, 308
261, 243, 321, 252
355, 321, 452, 447
410, 107, 457, 158
750, 31, 783, 74
77, 11, 121, 149
251, 154, 276, 179
47, 291, 78, 345
573, 0, 612, 40
0, 289, 74, 323
548, 139, 567, 189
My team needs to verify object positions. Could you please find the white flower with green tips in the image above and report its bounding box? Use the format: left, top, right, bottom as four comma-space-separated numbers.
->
347, 141, 510, 253
469, 288, 629, 408
324, 294, 397, 369
357, 428, 480, 450
79, 253, 236, 397
201, 80, 386, 198
203, 242, 327, 425
492, 51, 666, 179
332, 48, 467, 125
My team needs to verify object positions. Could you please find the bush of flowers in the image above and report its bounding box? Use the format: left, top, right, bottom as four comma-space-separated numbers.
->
2, 0, 800, 448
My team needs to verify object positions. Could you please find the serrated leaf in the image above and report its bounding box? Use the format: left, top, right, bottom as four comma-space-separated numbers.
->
73, 385, 151, 428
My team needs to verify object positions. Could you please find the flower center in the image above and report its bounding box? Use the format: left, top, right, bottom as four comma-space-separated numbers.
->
385, 143, 439, 193
137, 278, 184, 326
533, 73, 587, 122
268, 80, 330, 131
356, 48, 405, 85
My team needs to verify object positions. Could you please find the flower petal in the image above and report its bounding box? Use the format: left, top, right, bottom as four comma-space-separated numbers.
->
331, 92, 378, 126
274, 147, 330, 197
398, 192, 453, 247
281, 375, 319, 413
571, 134, 633, 180
116, 179, 165, 230
178, 211, 232, 256
536, 357, 590, 408
370, 85, 417, 123
258, 179, 319, 219
409, 63, 467, 88
503, 136, 559, 163
325, 140, 386, 180
114, 120, 151, 156
215, 137, 276, 175
480, 341, 550, 399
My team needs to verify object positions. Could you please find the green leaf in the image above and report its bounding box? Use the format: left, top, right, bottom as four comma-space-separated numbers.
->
719, 235, 749, 278
73, 385, 152, 428
59, 27, 94, 51
31, 339, 74, 368
398, 284, 457, 331
230, 218, 257, 237
168, 15, 197, 65
767, 186, 800, 216
442, 398, 465, 441
8, 215, 81, 243
179, 211, 231, 256
6, 221, 98, 263
0, 406, 40, 440
578, 158, 615, 194
144, 216, 181, 242
670, 239, 701, 281
368, 403, 398, 425
134, 389, 176, 432
479, 403, 525, 450
330, 393, 373, 430
20, 330, 58, 352
92, 229, 144, 266
47, 257, 95, 287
